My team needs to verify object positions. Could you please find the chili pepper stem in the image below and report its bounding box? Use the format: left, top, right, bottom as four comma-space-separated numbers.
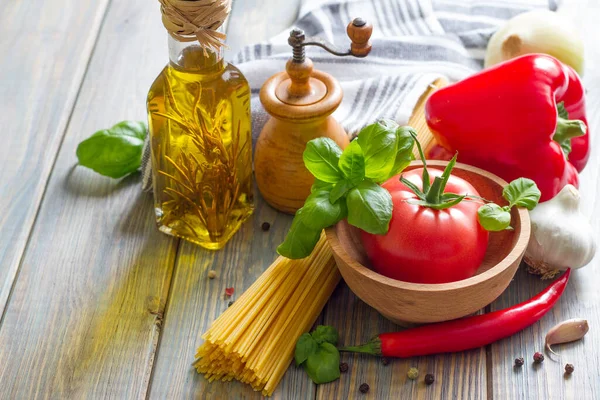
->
339, 338, 382, 356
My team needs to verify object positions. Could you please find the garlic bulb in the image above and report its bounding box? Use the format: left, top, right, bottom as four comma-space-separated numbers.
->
485, 10, 584, 75
525, 185, 596, 279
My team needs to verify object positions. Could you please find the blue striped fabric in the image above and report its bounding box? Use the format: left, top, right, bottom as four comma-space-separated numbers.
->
142, 0, 557, 191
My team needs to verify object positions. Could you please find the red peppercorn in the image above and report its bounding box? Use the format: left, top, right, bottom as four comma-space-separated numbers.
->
533, 352, 545, 364
359, 383, 369, 394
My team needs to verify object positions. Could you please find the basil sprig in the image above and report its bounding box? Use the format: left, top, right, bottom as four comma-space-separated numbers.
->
76, 121, 147, 179
477, 178, 541, 231
295, 326, 341, 385
277, 120, 415, 259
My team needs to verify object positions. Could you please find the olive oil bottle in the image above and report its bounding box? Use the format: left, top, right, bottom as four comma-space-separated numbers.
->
147, 33, 254, 250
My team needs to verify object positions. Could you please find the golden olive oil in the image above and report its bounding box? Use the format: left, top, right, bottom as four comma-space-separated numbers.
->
147, 44, 253, 250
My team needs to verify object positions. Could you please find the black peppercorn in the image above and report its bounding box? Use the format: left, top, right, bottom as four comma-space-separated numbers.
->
228, 301, 235, 307
533, 352, 544, 364
565, 364, 574, 374
424, 374, 435, 385
359, 383, 369, 393
381, 357, 390, 366
514, 357, 525, 367
261, 222, 271, 232
339, 362, 349, 373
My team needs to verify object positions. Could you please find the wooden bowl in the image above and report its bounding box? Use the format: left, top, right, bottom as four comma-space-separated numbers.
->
325, 161, 531, 325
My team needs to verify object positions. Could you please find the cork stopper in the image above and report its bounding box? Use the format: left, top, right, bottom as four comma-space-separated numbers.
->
159, 0, 231, 53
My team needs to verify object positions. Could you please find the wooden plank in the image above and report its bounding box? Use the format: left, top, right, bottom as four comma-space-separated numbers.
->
317, 286, 487, 400
148, 198, 320, 399
148, 1, 313, 398
490, 1, 600, 398
0, 0, 110, 320
0, 1, 179, 398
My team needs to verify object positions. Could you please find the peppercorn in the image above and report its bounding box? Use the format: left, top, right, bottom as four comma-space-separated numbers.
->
407, 367, 419, 380
359, 383, 369, 394
424, 374, 435, 385
208, 270, 217, 279
533, 352, 545, 364
228, 301, 235, 307
565, 364, 574, 374
261, 222, 271, 232
514, 357, 525, 367
339, 362, 349, 373
381, 357, 389, 366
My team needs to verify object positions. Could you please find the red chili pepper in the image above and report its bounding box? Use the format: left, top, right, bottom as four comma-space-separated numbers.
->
426, 54, 589, 202
340, 270, 570, 358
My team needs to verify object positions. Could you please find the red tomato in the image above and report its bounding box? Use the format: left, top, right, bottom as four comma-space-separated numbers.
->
361, 168, 489, 284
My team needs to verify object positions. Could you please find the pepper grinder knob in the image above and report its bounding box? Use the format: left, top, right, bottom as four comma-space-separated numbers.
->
347, 18, 373, 57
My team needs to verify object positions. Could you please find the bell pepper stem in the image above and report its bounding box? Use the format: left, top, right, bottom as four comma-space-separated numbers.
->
554, 117, 587, 157
555, 118, 587, 141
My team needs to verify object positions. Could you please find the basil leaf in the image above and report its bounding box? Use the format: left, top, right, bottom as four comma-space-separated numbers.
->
311, 179, 334, 193
329, 180, 354, 203
338, 140, 365, 185
311, 325, 339, 345
295, 333, 318, 366
277, 190, 347, 259
388, 126, 416, 180
277, 215, 322, 259
346, 181, 393, 235
301, 190, 348, 231
304, 342, 341, 384
76, 121, 147, 179
303, 138, 344, 183
358, 119, 399, 182
502, 178, 541, 210
478, 203, 511, 231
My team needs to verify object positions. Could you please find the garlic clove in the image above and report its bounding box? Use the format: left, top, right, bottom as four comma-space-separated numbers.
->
545, 319, 589, 356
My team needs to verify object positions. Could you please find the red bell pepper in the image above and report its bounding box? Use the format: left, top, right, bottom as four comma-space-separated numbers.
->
425, 54, 589, 201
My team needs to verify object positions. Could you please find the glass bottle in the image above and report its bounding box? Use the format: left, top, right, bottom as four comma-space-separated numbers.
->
147, 34, 254, 250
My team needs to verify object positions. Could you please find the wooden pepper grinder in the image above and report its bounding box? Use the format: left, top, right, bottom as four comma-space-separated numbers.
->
255, 18, 373, 214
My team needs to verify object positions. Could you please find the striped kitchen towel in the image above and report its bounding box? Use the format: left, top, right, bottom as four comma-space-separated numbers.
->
142, 0, 558, 191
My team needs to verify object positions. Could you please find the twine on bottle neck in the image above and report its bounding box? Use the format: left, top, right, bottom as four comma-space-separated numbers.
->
159, 0, 231, 54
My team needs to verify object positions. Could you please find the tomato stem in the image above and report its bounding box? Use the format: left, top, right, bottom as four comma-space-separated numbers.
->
405, 133, 463, 210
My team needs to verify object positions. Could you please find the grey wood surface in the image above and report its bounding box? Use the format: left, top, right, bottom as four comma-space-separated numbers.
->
0, 0, 110, 319
489, 2, 600, 399
0, 1, 177, 398
0, 0, 598, 399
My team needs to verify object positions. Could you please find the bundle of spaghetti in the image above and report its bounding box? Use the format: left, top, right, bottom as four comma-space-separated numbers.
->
193, 234, 340, 396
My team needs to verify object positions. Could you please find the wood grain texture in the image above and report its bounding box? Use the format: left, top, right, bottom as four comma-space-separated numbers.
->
489, 1, 600, 398
0, 1, 178, 398
327, 161, 529, 325
316, 284, 487, 400
148, 194, 321, 399
0, 0, 110, 322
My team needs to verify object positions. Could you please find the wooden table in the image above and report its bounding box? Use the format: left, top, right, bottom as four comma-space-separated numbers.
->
0, 0, 598, 398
